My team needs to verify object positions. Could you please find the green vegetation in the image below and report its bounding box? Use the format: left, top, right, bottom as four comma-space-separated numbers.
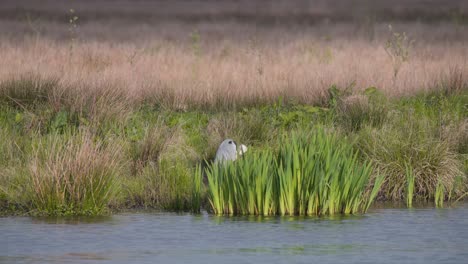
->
203, 129, 384, 216
0, 76, 466, 216
357, 92, 467, 206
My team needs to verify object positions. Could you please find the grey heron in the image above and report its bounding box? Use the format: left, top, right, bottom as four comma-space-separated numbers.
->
214, 139, 248, 163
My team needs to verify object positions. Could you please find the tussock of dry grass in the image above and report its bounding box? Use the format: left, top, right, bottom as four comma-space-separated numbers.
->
357, 106, 466, 202
29, 132, 124, 215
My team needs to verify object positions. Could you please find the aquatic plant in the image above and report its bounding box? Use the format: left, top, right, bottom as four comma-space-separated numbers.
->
203, 128, 384, 216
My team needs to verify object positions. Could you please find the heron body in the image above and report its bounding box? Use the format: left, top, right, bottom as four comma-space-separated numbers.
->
214, 139, 248, 163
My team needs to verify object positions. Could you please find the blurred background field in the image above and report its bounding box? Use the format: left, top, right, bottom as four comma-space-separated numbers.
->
0, 0, 467, 108
1, 0, 467, 42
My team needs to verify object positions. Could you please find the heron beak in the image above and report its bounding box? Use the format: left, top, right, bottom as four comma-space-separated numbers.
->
238, 144, 248, 155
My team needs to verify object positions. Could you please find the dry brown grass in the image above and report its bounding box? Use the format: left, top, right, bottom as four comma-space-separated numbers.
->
0, 0, 466, 111
0, 36, 466, 110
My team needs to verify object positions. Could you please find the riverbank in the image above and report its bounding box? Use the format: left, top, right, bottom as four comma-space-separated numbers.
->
0, 85, 466, 215
0, 0, 467, 216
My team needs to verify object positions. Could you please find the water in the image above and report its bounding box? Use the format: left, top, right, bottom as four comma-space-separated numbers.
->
2, 203, 468, 264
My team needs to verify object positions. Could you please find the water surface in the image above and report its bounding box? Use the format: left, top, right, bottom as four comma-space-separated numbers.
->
2, 203, 468, 264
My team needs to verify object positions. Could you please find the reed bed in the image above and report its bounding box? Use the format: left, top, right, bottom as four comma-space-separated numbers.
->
202, 129, 384, 216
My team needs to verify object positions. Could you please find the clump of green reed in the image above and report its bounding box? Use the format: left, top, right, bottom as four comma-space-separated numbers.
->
28, 132, 123, 216
201, 128, 384, 216
275, 130, 383, 215
204, 150, 274, 215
